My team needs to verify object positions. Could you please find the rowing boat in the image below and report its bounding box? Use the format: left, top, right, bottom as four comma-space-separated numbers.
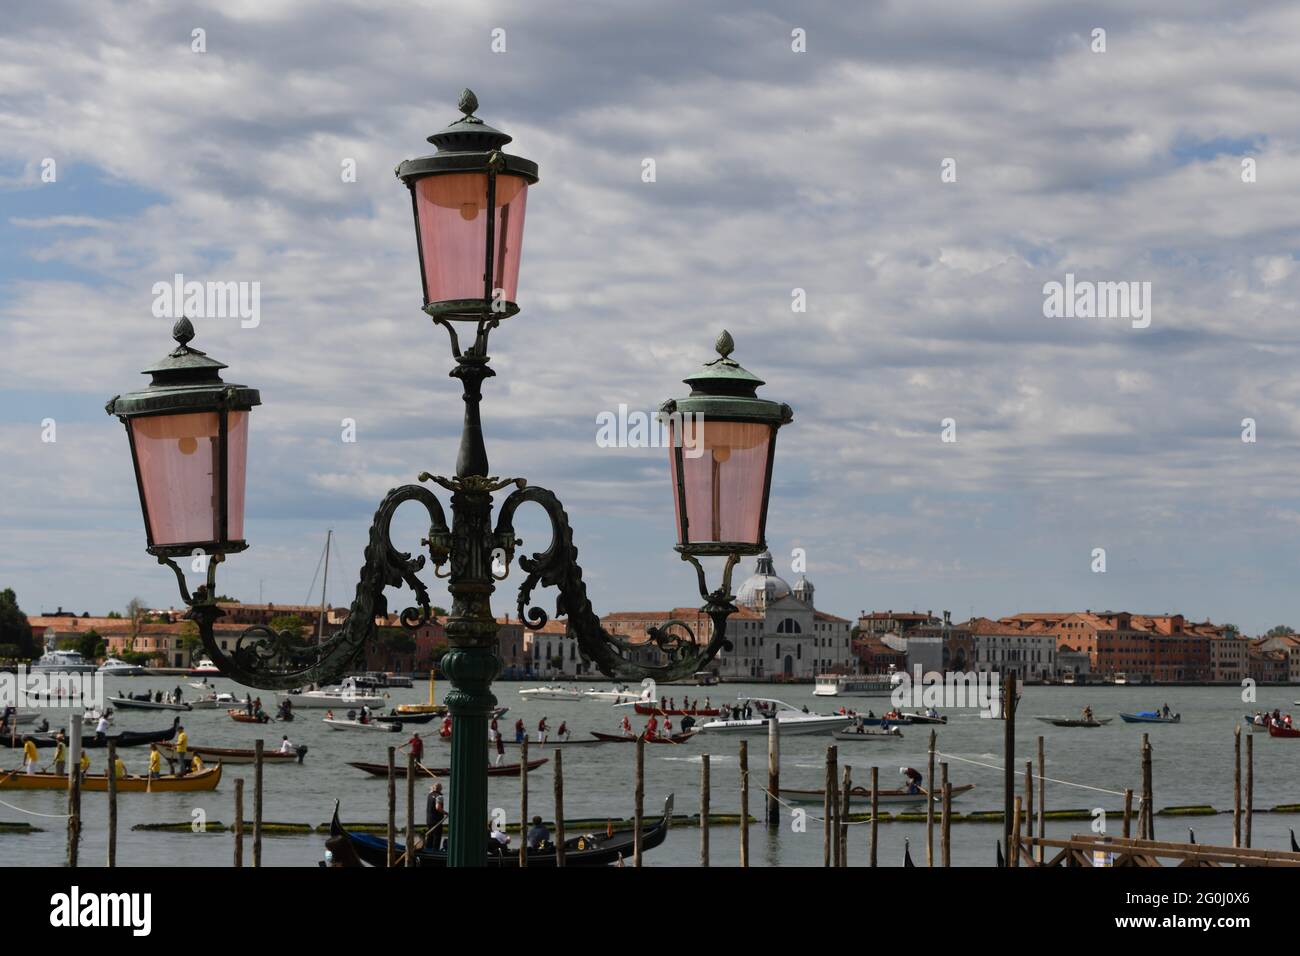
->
631, 703, 720, 717
1, 717, 181, 749
323, 717, 401, 732
228, 709, 271, 724
1119, 712, 1180, 724
328, 795, 673, 867
779, 783, 976, 807
1034, 716, 1112, 728
589, 731, 696, 745
347, 758, 548, 778
159, 743, 305, 765
832, 726, 903, 740
0, 763, 222, 792
1267, 723, 1300, 739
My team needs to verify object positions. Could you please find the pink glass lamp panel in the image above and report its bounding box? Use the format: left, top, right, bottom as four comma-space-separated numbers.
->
668, 420, 772, 545
413, 173, 529, 305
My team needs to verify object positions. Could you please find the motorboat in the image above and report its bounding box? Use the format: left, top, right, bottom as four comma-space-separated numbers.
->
1119, 711, 1180, 724
30, 649, 98, 674
189, 692, 243, 710
518, 686, 584, 701
1035, 716, 1112, 728
694, 698, 853, 737
582, 685, 645, 703
98, 657, 146, 677
188, 657, 222, 676
275, 677, 386, 709
109, 695, 192, 712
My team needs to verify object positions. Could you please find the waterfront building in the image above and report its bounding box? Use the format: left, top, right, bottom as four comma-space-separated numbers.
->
962, 616, 1056, 681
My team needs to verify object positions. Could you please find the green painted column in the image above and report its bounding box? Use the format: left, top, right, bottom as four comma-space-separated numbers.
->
442, 642, 499, 866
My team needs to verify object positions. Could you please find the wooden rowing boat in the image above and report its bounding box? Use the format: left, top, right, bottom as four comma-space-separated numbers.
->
328, 795, 673, 867
323, 717, 401, 732
832, 726, 903, 740
347, 758, 548, 779
589, 731, 696, 745
1267, 723, 1300, 738
0, 763, 222, 792
1, 717, 180, 749
632, 703, 720, 717
779, 783, 976, 807
159, 743, 304, 764
227, 709, 272, 724
1034, 716, 1112, 728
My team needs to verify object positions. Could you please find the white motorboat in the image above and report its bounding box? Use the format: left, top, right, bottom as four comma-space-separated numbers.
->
518, 686, 584, 701
189, 692, 243, 710
322, 717, 401, 732
1, 710, 39, 727
276, 677, 386, 709
81, 708, 113, 727
98, 657, 146, 677
189, 657, 222, 676
109, 695, 192, 712
695, 698, 854, 737
30, 649, 98, 674
582, 685, 646, 703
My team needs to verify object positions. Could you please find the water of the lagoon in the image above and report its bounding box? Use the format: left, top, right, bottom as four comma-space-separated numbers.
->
2, 679, 1297, 867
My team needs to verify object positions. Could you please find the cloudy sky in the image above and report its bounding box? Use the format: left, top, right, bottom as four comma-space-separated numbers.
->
3, 0, 1300, 635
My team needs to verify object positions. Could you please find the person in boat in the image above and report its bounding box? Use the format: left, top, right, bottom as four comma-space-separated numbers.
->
154, 690, 163, 704
514, 718, 526, 744
901, 767, 922, 795
113, 754, 128, 779
403, 731, 424, 767
79, 750, 90, 780
1082, 705, 1094, 723
174, 725, 189, 776
526, 814, 551, 850
538, 717, 549, 743
441, 715, 453, 739
325, 709, 335, 721
926, 707, 939, 719
93, 712, 110, 743
681, 714, 696, 733
245, 694, 254, 716
620, 715, 633, 737
704, 697, 711, 709
172, 686, 183, 705
867, 710, 876, 720
53, 734, 67, 776
557, 720, 570, 741
880, 718, 891, 733
190, 753, 204, 774
1161, 703, 1171, 719
148, 743, 162, 779
21, 736, 38, 774
426, 782, 446, 849
663, 715, 674, 736
489, 819, 511, 854
645, 715, 659, 740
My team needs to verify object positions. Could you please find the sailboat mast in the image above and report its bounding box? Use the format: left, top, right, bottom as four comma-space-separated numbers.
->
317, 529, 331, 644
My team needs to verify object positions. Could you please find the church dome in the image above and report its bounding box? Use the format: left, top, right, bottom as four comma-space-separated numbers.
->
736, 551, 792, 609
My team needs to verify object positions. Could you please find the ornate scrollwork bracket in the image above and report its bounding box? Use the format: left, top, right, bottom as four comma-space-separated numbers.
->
163, 483, 450, 689
494, 484, 743, 682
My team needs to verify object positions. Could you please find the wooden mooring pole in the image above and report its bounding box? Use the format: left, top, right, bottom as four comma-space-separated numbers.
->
633, 735, 644, 868
253, 739, 263, 867
1011, 795, 1022, 867
1233, 725, 1242, 848
233, 777, 244, 867
766, 717, 780, 828
869, 765, 879, 867
1140, 733, 1153, 840
106, 740, 117, 868
1037, 735, 1046, 863
66, 713, 81, 868
839, 764, 851, 866
406, 751, 416, 868
1023, 758, 1034, 860
520, 738, 529, 868
554, 749, 566, 868
926, 729, 936, 866
1002, 671, 1016, 860
941, 761, 951, 867
1245, 732, 1254, 849
386, 745, 396, 867
700, 753, 710, 867
739, 739, 749, 868
825, 744, 838, 867
1122, 788, 1133, 839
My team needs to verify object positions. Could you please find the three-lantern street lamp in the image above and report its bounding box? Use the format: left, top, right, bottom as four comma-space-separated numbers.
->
106, 90, 793, 867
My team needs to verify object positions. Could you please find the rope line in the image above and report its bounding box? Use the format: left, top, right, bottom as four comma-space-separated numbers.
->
933, 750, 1128, 797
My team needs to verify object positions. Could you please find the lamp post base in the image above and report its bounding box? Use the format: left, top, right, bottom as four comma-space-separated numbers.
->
441, 643, 500, 867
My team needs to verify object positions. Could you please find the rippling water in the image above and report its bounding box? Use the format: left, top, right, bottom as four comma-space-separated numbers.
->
2, 679, 1296, 866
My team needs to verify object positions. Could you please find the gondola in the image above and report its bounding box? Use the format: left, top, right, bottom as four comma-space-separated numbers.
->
0, 717, 180, 749
347, 757, 548, 778
589, 731, 696, 745
1119, 712, 1180, 724
328, 794, 674, 867
159, 743, 307, 765
0, 763, 222, 792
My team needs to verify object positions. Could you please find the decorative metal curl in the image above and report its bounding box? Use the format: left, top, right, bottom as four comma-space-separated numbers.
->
174, 483, 449, 689
494, 484, 740, 682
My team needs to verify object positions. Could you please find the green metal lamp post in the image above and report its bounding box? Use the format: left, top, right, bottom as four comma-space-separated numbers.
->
107, 90, 793, 867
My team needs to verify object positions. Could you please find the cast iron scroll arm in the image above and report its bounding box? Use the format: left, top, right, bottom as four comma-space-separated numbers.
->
166, 483, 450, 689
493, 484, 741, 682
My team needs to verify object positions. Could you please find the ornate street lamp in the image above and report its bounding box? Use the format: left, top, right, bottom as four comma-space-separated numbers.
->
106, 90, 792, 867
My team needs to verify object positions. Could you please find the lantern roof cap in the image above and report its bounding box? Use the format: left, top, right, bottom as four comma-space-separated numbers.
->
106, 318, 260, 419
396, 88, 539, 185
660, 331, 793, 426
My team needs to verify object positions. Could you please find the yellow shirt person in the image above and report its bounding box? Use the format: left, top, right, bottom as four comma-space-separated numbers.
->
175, 729, 188, 755
148, 747, 162, 777
22, 739, 38, 773
190, 754, 204, 773
114, 757, 128, 779
79, 752, 90, 777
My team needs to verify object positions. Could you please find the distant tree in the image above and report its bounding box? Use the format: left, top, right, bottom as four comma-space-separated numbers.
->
76, 629, 106, 661
213, 595, 238, 603
0, 588, 35, 659
126, 597, 147, 647
432, 606, 448, 619
1266, 625, 1295, 638
1222, 623, 1241, 638
270, 615, 310, 643
178, 621, 202, 658
106, 611, 123, 619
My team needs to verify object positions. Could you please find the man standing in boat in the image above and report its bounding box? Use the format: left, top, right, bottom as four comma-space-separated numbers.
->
402, 730, 424, 769
174, 725, 190, 775
94, 712, 110, 743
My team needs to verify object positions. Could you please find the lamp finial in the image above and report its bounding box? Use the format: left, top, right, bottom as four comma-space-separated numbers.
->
715, 330, 734, 360
172, 317, 195, 348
